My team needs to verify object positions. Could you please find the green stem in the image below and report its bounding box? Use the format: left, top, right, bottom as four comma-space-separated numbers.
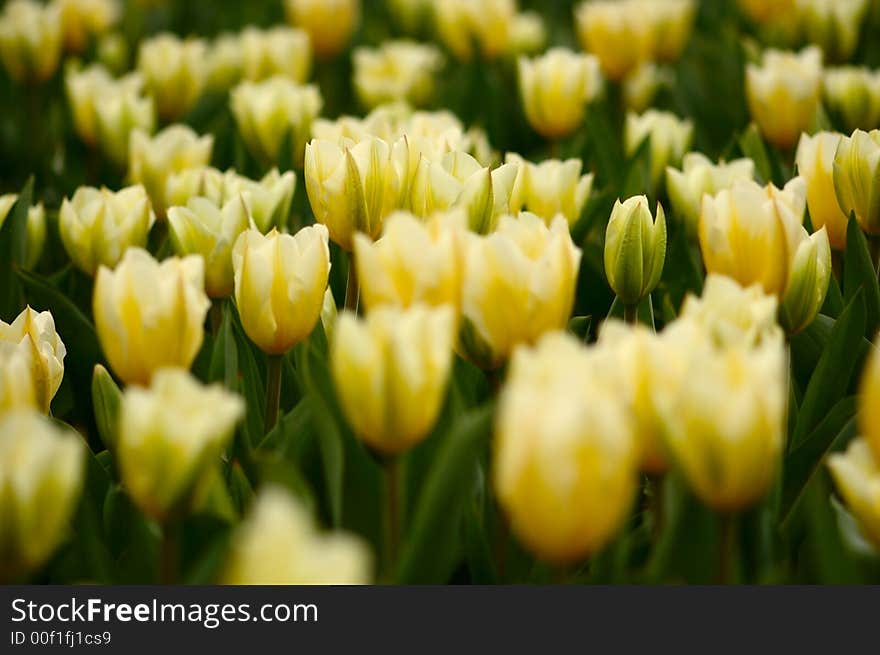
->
494, 512, 509, 583
623, 302, 639, 324
209, 299, 223, 336
344, 260, 359, 312
648, 475, 664, 540
264, 354, 283, 434
384, 457, 400, 582
159, 522, 179, 585
717, 514, 738, 585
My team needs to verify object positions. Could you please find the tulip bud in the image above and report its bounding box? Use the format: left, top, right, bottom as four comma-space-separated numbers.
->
604, 196, 667, 307
460, 213, 581, 369
518, 48, 602, 140
797, 0, 868, 63
666, 153, 756, 237
230, 76, 322, 167
65, 63, 137, 146
506, 154, 593, 228
128, 125, 214, 216
92, 78, 156, 166
0, 410, 84, 582
59, 184, 156, 276
823, 67, 880, 134
0, 342, 36, 411
332, 304, 455, 454
432, 0, 516, 61
206, 33, 244, 92
827, 438, 880, 550
57, 0, 119, 54
0, 306, 66, 413
508, 11, 545, 56
353, 40, 444, 110
796, 131, 850, 253
117, 368, 244, 521
833, 129, 880, 235
574, 0, 652, 81
354, 210, 462, 313
240, 26, 311, 83
93, 249, 210, 386
284, 0, 359, 59
232, 225, 331, 354
746, 47, 823, 150
223, 486, 372, 584
0, 193, 46, 270
625, 110, 694, 192
859, 336, 880, 461
305, 136, 408, 250
137, 33, 209, 121
738, 0, 795, 22
780, 226, 831, 334
494, 331, 638, 562
0, 0, 62, 83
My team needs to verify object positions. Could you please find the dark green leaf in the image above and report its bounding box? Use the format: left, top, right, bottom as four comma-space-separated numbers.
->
844, 213, 880, 338
91, 364, 121, 452
0, 177, 33, 320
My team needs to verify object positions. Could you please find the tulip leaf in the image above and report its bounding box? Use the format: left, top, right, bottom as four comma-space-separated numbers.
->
92, 364, 122, 452
0, 177, 32, 320
843, 213, 880, 338
208, 300, 238, 392
737, 124, 783, 186
229, 309, 264, 448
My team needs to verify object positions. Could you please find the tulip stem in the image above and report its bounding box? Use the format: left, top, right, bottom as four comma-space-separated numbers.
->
383, 457, 400, 581
159, 522, 179, 585
344, 261, 359, 312
717, 514, 738, 585
264, 354, 283, 434
209, 300, 223, 336
623, 302, 639, 324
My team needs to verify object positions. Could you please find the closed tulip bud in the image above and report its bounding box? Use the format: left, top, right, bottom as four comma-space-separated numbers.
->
240, 26, 310, 83
625, 110, 694, 192
859, 337, 880, 461
117, 368, 244, 521
57, 0, 119, 53
746, 47, 823, 150
230, 77, 322, 168
833, 129, 880, 235
827, 438, 880, 550
168, 196, 250, 298
738, 0, 795, 22
518, 48, 602, 140
780, 226, 831, 334
128, 125, 213, 216
622, 62, 673, 113
0, 343, 37, 411
332, 304, 455, 455
0, 306, 66, 413
284, 0, 359, 59
647, 0, 696, 63
508, 11, 545, 56
0, 0, 62, 83
206, 33, 243, 91
137, 33, 208, 121
797, 0, 868, 63
460, 213, 581, 369
93, 249, 210, 385
223, 486, 371, 584
575, 0, 651, 81
305, 136, 408, 250
0, 410, 84, 581
604, 196, 667, 306
796, 131, 848, 250
354, 40, 444, 110
0, 193, 46, 270
59, 184, 156, 276
65, 63, 136, 146
355, 210, 462, 313
666, 153, 756, 237
432, 0, 515, 61
232, 225, 331, 354
506, 154, 593, 228
92, 80, 155, 166
824, 67, 880, 134
494, 332, 638, 562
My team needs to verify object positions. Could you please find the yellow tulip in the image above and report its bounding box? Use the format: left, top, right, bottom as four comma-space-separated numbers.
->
240, 26, 311, 83
432, 0, 516, 61
0, 306, 66, 413
0, 193, 46, 269
353, 40, 444, 110
331, 304, 455, 455
137, 33, 209, 121
738, 0, 795, 22
796, 0, 869, 63
506, 154, 593, 227
92, 77, 156, 166
823, 67, 880, 133
859, 338, 880, 461
65, 63, 140, 146
0, 0, 62, 83
622, 62, 672, 113
797, 132, 849, 243
56, 0, 118, 53
0, 342, 36, 411
206, 33, 244, 91
284, 0, 359, 59
833, 129, 880, 235
574, 0, 652, 82
625, 110, 694, 192
232, 225, 331, 354
508, 11, 546, 56
827, 438, 880, 550
93, 248, 210, 386
604, 196, 667, 306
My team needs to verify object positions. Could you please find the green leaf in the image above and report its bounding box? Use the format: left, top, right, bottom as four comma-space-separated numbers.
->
0, 177, 33, 320
229, 310, 264, 449
738, 123, 782, 186
92, 364, 122, 452
843, 213, 880, 338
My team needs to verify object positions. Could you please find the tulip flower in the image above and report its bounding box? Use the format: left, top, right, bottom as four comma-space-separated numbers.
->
0, 306, 66, 414
625, 110, 694, 193
207, 33, 244, 91
0, 0, 62, 83
508, 11, 546, 56
506, 154, 593, 228
827, 438, 880, 550
0, 410, 84, 582
59, 184, 156, 276
432, 0, 516, 61
240, 26, 310, 83
56, 0, 119, 54
353, 40, 444, 109
574, 0, 653, 81
823, 67, 880, 133
0, 193, 46, 269
284, 0, 359, 59
797, 0, 869, 64
833, 129, 880, 235
622, 62, 673, 113
117, 368, 244, 521
0, 343, 36, 411
137, 33, 209, 121
859, 337, 880, 461
738, 0, 795, 22
331, 304, 456, 455
797, 132, 849, 251
65, 64, 139, 146
93, 249, 210, 386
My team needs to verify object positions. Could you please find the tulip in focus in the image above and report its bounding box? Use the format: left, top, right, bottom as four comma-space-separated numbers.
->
331, 304, 456, 455
833, 129, 880, 235
625, 110, 694, 193
137, 33, 209, 121
796, 132, 848, 250
232, 225, 331, 355
823, 67, 880, 133
796, 0, 869, 64
0, 193, 46, 269
285, 0, 359, 59
93, 249, 210, 385
506, 154, 593, 228
827, 438, 880, 550
0, 343, 36, 411
0, 0, 62, 83
240, 26, 310, 83
56, 0, 119, 53
117, 368, 244, 521
432, 0, 516, 61
353, 40, 444, 109
0, 306, 65, 413
859, 338, 880, 461
604, 196, 667, 308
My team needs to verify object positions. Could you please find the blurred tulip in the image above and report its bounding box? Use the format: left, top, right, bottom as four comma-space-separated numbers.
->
432, 0, 516, 61
739, 0, 795, 22
284, 0, 359, 59
859, 337, 880, 461
625, 109, 694, 192
604, 196, 667, 307
796, 0, 868, 63
833, 129, 880, 235
508, 11, 545, 56
353, 40, 443, 109
96, 31, 128, 74
65, 64, 142, 147
386, 0, 430, 34
56, 0, 118, 53
506, 154, 593, 228
240, 26, 310, 82
0, 193, 46, 269
827, 438, 880, 550
0, 0, 62, 83
622, 62, 673, 113
137, 33, 208, 121
824, 67, 880, 133
0, 306, 65, 413
206, 32, 244, 91
575, 0, 652, 81
92, 78, 155, 166
796, 131, 848, 250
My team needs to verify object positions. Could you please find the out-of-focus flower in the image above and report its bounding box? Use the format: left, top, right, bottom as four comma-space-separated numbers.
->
625, 109, 694, 192
354, 210, 462, 313
240, 26, 310, 82
232, 225, 330, 354
0, 194, 46, 269
305, 136, 408, 250
739, 0, 795, 22
223, 486, 371, 584
604, 196, 667, 306
65, 64, 138, 146
0, 343, 36, 411
332, 304, 455, 455
859, 337, 880, 461
168, 195, 250, 298
0, 306, 65, 413
128, 125, 214, 216
432, 0, 516, 61
506, 154, 593, 228
494, 331, 638, 562
206, 33, 244, 91
622, 62, 672, 113
137, 33, 208, 121
386, 0, 430, 34
59, 184, 155, 276
56, 0, 119, 53
827, 438, 880, 549
575, 0, 651, 81
824, 67, 880, 134
666, 153, 756, 237
746, 47, 823, 150
0, 0, 62, 83
796, 131, 848, 250
230, 76, 322, 168
284, 0, 359, 59
518, 48, 602, 140
117, 368, 243, 521
96, 30, 127, 74
648, 0, 696, 62
0, 410, 84, 582
796, 0, 869, 63
508, 11, 545, 55
93, 248, 210, 385
460, 213, 581, 369
354, 40, 443, 109
833, 129, 880, 235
